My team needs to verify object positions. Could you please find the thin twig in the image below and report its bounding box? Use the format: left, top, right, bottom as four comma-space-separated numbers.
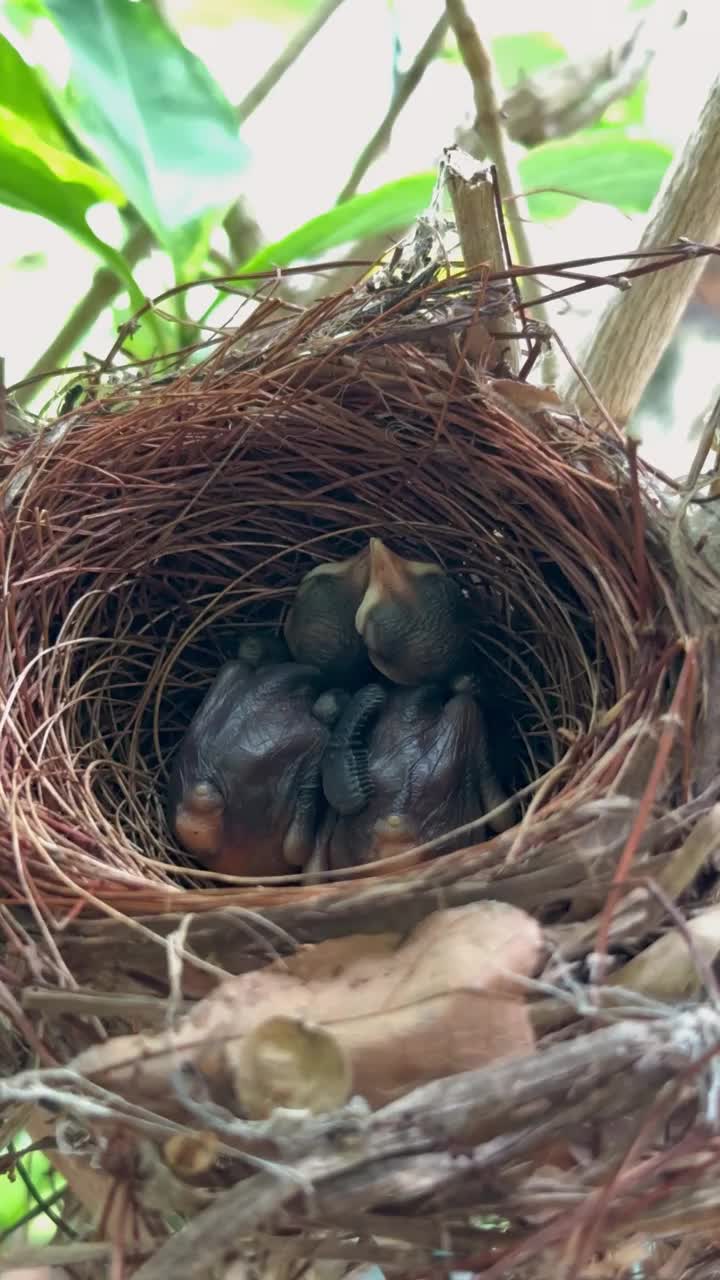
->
235, 0, 348, 122
336, 11, 449, 203
445, 0, 555, 381
444, 149, 520, 373
594, 639, 698, 972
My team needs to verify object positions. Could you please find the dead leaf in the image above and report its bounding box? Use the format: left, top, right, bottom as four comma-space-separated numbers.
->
608, 904, 720, 1001
490, 378, 565, 414
72, 902, 542, 1115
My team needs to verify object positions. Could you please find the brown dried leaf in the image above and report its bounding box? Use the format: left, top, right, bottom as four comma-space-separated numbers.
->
72, 902, 542, 1115
608, 904, 720, 1001
490, 378, 565, 414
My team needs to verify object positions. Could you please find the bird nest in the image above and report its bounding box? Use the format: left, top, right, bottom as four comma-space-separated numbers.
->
2, 250, 720, 1280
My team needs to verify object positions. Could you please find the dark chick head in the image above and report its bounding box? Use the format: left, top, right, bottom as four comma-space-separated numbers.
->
284, 545, 371, 683
354, 537, 471, 686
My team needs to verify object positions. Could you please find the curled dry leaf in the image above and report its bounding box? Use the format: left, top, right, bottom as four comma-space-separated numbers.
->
233, 1016, 351, 1119
608, 904, 720, 1002
72, 902, 542, 1115
489, 378, 565, 415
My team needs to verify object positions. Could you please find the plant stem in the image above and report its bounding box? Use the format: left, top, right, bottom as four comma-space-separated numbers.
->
445, 0, 556, 381
561, 74, 720, 426
445, 2, 535, 290
444, 148, 520, 373
16, 223, 151, 407
336, 11, 449, 204
235, 0, 348, 122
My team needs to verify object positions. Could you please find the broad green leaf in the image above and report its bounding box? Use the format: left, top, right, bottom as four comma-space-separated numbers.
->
181, 0, 314, 19
519, 133, 672, 220
0, 106, 124, 202
491, 32, 568, 90
196, 173, 435, 326
0, 32, 66, 146
44, 0, 249, 272
0, 107, 143, 305
3, 0, 49, 35
601, 78, 648, 128
0, 1164, 30, 1228
238, 173, 436, 278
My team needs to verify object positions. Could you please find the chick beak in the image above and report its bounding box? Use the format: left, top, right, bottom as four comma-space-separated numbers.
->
174, 781, 224, 859
355, 537, 423, 634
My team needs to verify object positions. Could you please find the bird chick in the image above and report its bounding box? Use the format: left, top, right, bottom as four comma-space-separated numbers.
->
168, 659, 344, 877
237, 630, 291, 668
354, 538, 471, 686
321, 682, 512, 869
283, 546, 371, 684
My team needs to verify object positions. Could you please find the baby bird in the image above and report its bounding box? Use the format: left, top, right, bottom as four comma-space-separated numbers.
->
284, 546, 371, 684
168, 659, 343, 877
321, 682, 512, 869
354, 538, 472, 686
237, 631, 291, 668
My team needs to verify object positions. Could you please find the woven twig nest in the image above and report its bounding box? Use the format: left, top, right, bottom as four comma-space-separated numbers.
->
3, 260, 720, 1278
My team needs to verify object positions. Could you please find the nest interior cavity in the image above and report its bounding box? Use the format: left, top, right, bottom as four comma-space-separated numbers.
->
0, 277, 688, 918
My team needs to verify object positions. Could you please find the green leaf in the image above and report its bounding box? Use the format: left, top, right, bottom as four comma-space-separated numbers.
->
491, 32, 567, 89
0, 106, 143, 304
601, 78, 648, 128
3, 0, 49, 36
0, 105, 123, 202
0, 1166, 30, 1229
519, 133, 672, 220
0, 33, 67, 146
44, 0, 249, 272
238, 173, 436, 277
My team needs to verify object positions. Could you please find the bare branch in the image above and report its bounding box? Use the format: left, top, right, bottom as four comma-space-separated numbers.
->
444, 149, 520, 373
235, 0, 349, 122
561, 74, 720, 424
445, 1, 537, 291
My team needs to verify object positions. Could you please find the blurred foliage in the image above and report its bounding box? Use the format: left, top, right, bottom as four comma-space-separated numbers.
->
0, 0, 674, 393
44, 0, 249, 272
522, 134, 671, 219
0, 1136, 66, 1248
442, 30, 568, 86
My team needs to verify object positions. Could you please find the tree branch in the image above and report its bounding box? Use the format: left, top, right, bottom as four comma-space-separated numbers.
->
444, 149, 520, 374
336, 12, 450, 204
445, 2, 537, 294
445, 0, 556, 381
561, 74, 720, 425
235, 0, 348, 122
